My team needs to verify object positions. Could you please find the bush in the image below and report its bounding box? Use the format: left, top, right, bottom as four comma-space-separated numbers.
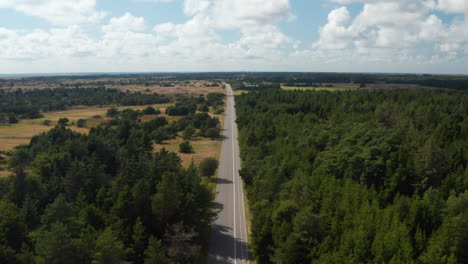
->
107, 107, 119, 117
43, 120, 52, 126
58, 118, 69, 126
198, 104, 209, 112
205, 127, 220, 139
77, 119, 87, 128
142, 106, 160, 115
183, 126, 195, 140
8, 114, 18, 124
179, 141, 194, 153
199, 157, 218, 177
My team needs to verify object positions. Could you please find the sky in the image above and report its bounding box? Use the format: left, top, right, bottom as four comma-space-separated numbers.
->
0, 0, 467, 74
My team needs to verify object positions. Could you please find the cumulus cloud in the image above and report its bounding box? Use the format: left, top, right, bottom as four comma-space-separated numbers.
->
154, 0, 295, 62
0, 26, 96, 60
315, 0, 468, 56
438, 0, 468, 14
0, 0, 106, 25
1, 0, 468, 73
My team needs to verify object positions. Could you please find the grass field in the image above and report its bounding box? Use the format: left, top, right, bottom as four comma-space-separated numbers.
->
153, 110, 225, 167
0, 103, 182, 151
282, 86, 354, 91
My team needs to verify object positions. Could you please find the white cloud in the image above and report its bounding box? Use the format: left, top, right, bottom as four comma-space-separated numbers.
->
1, 0, 468, 73
102, 13, 147, 33
0, 26, 96, 60
315, 0, 468, 54
438, 0, 468, 14
0, 0, 106, 25
153, 0, 295, 62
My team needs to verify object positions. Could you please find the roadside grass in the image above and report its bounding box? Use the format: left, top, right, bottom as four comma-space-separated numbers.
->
233, 90, 250, 95
195, 106, 226, 264
282, 86, 354, 91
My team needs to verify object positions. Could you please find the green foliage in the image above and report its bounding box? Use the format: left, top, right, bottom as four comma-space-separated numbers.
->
76, 118, 87, 128
144, 236, 167, 264
205, 127, 220, 139
0, 102, 215, 263
92, 228, 128, 264
183, 125, 195, 140
236, 89, 468, 263
57, 118, 69, 126
199, 157, 218, 177
206, 92, 225, 106
107, 107, 119, 117
42, 120, 51, 126
142, 106, 160, 115
179, 141, 194, 154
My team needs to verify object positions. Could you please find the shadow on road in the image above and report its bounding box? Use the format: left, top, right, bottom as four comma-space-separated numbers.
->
213, 178, 233, 185
208, 224, 249, 264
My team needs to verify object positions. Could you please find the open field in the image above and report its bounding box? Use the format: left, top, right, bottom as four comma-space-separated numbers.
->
153, 111, 225, 167
154, 136, 222, 167
1, 78, 225, 96
0, 103, 179, 151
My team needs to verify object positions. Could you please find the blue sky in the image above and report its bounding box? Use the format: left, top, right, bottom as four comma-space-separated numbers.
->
0, 0, 467, 74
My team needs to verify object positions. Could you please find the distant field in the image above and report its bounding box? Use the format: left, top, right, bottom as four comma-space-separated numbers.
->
282, 86, 354, 91
0, 103, 177, 151
0, 102, 225, 169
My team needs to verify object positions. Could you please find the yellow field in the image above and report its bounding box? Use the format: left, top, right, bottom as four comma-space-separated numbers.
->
153, 112, 224, 167
0, 103, 176, 151
282, 86, 353, 91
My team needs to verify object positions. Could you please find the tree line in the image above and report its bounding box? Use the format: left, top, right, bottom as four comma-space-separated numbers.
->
0, 87, 170, 123
235, 88, 468, 263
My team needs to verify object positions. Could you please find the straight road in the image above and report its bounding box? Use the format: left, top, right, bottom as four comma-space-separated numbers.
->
207, 84, 249, 264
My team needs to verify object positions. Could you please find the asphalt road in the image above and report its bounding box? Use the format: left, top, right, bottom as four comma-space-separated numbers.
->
207, 84, 249, 264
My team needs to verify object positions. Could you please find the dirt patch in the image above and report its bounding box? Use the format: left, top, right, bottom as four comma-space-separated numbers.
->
0, 170, 12, 178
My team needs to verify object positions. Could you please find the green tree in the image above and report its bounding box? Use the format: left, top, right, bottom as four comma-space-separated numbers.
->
144, 236, 167, 264
205, 127, 220, 139
183, 125, 195, 140
142, 106, 160, 115
92, 228, 128, 264
179, 141, 194, 154
33, 222, 79, 264
130, 218, 147, 264
76, 119, 86, 128
107, 107, 119, 117
58, 118, 69, 126
152, 173, 180, 228
199, 157, 218, 177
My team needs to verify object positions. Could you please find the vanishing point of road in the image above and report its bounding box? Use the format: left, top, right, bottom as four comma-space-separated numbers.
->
208, 84, 249, 264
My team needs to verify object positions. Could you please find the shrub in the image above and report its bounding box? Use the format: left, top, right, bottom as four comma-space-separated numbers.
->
205, 127, 220, 139
179, 141, 194, 153
107, 107, 119, 117
77, 119, 87, 128
58, 118, 69, 126
183, 126, 196, 140
199, 157, 218, 177
142, 106, 160, 115
43, 120, 52, 126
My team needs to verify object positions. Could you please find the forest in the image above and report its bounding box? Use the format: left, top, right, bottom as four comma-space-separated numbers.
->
236, 88, 468, 263
0, 92, 223, 263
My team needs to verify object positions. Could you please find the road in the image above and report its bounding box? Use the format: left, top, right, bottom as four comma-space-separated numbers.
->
207, 84, 249, 264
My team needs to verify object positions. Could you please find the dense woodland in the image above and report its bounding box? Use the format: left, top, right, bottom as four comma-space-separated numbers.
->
0, 91, 224, 263
236, 89, 468, 264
